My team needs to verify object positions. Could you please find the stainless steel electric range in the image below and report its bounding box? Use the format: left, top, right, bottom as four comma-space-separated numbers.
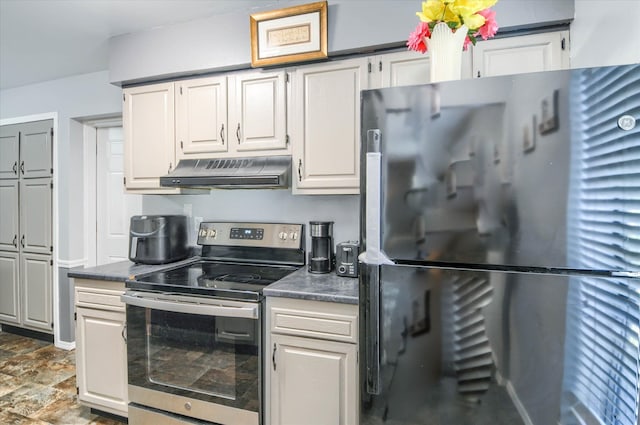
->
122, 222, 304, 425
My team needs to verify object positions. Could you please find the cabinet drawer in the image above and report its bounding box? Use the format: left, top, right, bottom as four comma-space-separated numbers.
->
75, 286, 125, 311
268, 298, 358, 343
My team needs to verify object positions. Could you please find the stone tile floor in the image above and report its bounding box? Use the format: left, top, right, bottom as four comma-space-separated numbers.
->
0, 331, 125, 425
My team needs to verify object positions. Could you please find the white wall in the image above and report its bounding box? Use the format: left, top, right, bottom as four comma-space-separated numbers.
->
109, 0, 575, 85
0, 70, 122, 262
571, 0, 640, 67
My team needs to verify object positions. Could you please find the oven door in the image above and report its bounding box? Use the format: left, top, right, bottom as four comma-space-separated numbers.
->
122, 291, 261, 425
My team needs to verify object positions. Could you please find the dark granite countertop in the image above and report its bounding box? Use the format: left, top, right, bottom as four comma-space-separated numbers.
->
67, 258, 197, 282
263, 268, 359, 304
68, 259, 359, 304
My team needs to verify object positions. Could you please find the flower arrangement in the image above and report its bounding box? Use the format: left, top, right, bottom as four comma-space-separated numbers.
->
407, 0, 499, 53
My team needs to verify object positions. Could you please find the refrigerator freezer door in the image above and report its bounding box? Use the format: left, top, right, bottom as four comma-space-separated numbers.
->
360, 64, 640, 274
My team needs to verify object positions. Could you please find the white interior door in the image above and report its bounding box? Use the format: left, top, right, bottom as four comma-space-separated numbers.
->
96, 127, 141, 265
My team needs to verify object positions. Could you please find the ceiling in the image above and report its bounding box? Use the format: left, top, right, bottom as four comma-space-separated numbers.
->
0, 0, 294, 90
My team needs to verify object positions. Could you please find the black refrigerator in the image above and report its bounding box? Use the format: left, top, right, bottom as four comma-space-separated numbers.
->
358, 64, 639, 425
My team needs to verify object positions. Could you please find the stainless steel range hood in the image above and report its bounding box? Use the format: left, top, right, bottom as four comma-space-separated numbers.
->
160, 156, 291, 189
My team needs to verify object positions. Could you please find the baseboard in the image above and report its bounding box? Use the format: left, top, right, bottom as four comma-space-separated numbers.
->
506, 380, 534, 425
55, 340, 76, 351
58, 258, 86, 268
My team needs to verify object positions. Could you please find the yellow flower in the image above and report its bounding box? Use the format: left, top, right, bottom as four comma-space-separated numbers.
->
416, 0, 461, 26
462, 13, 486, 30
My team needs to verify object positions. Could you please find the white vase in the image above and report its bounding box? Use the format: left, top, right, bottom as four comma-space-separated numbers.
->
425, 23, 468, 83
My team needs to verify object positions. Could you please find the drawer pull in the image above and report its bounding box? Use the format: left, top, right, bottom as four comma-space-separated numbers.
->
272, 343, 277, 371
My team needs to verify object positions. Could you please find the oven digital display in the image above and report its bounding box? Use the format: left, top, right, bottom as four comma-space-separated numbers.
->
230, 227, 264, 240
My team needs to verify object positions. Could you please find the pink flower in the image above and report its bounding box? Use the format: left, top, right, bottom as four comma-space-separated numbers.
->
476, 8, 498, 40
407, 21, 431, 53
463, 35, 472, 50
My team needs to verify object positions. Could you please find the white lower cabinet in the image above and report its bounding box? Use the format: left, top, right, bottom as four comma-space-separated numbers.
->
74, 279, 128, 417
0, 251, 20, 324
266, 297, 358, 425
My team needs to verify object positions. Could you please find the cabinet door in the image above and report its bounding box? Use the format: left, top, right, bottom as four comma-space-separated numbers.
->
19, 178, 52, 255
76, 306, 128, 416
270, 333, 357, 425
176, 76, 228, 158
229, 70, 288, 153
123, 82, 176, 190
21, 252, 52, 332
291, 58, 367, 194
0, 124, 20, 179
19, 120, 53, 179
472, 31, 569, 78
0, 180, 19, 251
0, 251, 20, 324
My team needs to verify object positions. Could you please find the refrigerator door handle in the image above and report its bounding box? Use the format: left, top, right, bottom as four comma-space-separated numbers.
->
365, 265, 382, 395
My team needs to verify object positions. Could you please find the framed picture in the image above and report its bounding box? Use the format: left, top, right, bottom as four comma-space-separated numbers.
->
250, 1, 328, 68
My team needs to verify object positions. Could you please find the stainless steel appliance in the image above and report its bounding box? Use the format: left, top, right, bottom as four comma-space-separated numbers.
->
123, 221, 304, 425
336, 241, 359, 277
308, 221, 334, 273
160, 156, 291, 189
129, 215, 189, 264
359, 64, 640, 425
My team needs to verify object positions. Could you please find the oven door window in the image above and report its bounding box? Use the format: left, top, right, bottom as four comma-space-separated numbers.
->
127, 304, 259, 412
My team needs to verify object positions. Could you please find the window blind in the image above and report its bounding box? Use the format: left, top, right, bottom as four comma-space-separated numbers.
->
562, 65, 640, 425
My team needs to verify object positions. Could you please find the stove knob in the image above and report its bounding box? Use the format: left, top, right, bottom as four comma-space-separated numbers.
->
199, 229, 207, 237
184, 402, 192, 411
279, 231, 287, 240
207, 229, 216, 238
290, 232, 298, 240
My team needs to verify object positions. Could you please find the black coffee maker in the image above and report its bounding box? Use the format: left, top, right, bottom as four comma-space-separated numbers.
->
308, 221, 334, 273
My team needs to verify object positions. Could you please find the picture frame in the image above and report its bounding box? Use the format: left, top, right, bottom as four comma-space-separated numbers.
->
250, 1, 328, 68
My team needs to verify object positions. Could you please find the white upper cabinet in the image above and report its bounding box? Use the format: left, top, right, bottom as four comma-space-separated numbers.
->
0, 120, 52, 180
125, 70, 288, 191
123, 82, 179, 193
370, 49, 473, 89
20, 178, 52, 255
229, 70, 288, 153
0, 180, 19, 251
290, 58, 367, 194
472, 30, 569, 78
0, 124, 20, 179
176, 76, 228, 158
176, 70, 288, 161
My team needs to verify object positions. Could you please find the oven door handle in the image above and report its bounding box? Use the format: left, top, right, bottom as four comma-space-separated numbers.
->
121, 293, 259, 319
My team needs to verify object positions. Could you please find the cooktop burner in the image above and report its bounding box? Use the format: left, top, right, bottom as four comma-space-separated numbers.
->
128, 260, 299, 301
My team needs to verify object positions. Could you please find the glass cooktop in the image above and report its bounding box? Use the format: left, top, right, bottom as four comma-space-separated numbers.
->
127, 260, 299, 301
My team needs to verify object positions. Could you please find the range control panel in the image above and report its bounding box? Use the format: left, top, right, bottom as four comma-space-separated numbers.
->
197, 222, 303, 250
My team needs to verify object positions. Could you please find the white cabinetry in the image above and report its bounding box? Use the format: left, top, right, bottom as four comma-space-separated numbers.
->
0, 251, 20, 324
0, 120, 53, 334
123, 82, 177, 193
369, 49, 473, 89
290, 58, 367, 194
266, 297, 358, 425
21, 253, 53, 331
74, 279, 128, 418
472, 30, 569, 78
124, 70, 288, 192
176, 70, 288, 160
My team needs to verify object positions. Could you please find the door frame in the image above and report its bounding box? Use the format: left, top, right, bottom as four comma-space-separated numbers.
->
0, 112, 59, 347
82, 117, 122, 268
